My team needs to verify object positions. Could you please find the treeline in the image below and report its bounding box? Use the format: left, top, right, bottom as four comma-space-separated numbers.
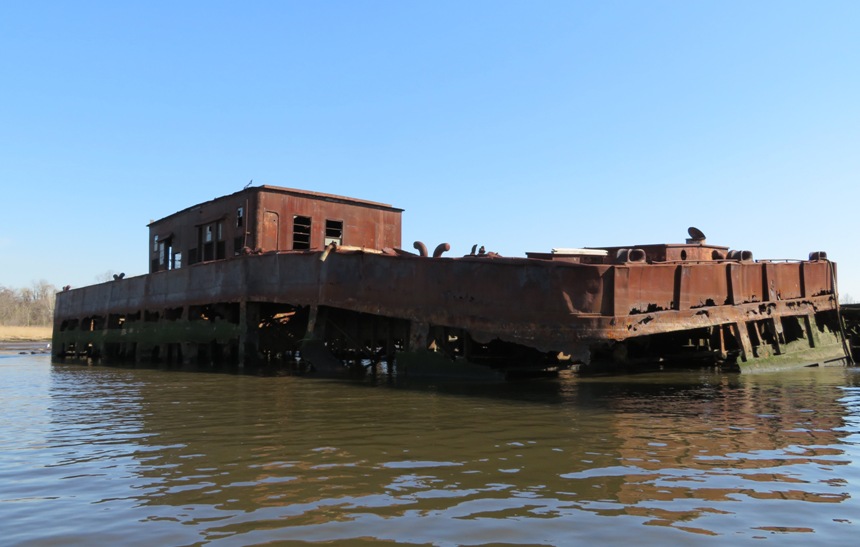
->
0, 281, 56, 326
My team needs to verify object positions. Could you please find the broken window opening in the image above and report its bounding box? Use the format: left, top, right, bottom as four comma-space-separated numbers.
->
237, 207, 244, 228
155, 237, 173, 271
193, 220, 225, 262
165, 307, 183, 321
108, 314, 126, 329
293, 215, 312, 250
325, 219, 344, 246
199, 225, 214, 261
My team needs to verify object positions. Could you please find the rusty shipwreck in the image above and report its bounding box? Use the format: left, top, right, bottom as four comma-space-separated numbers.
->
52, 185, 852, 375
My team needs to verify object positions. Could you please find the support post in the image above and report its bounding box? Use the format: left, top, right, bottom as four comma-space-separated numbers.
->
238, 300, 260, 368
733, 322, 754, 362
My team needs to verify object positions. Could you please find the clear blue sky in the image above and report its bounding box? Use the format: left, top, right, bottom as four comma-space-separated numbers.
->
2, 1, 859, 298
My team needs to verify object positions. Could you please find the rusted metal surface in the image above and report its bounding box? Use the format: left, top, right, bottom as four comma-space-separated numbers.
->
53, 246, 844, 370
148, 185, 402, 273
54, 190, 847, 374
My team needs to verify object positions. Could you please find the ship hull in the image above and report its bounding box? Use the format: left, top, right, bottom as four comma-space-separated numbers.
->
52, 249, 848, 375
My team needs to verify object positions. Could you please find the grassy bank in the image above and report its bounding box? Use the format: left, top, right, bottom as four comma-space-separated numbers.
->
0, 325, 53, 341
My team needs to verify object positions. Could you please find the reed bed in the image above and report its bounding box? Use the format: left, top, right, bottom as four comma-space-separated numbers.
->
0, 326, 53, 341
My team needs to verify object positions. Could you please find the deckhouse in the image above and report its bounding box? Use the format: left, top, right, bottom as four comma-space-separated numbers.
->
148, 186, 403, 272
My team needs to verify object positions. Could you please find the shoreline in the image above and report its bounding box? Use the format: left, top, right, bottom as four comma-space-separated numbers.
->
0, 341, 52, 355
0, 325, 52, 346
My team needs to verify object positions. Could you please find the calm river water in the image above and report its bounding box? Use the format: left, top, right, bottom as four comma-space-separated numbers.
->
2, 352, 859, 546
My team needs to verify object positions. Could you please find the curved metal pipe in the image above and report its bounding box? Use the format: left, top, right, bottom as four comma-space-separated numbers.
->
413, 241, 428, 257
319, 241, 337, 262
432, 243, 451, 258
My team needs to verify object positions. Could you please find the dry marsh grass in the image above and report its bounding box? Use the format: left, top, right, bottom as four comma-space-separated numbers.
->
0, 325, 53, 341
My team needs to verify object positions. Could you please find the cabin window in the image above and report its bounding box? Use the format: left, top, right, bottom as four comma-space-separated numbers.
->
199, 225, 214, 261
197, 221, 224, 261
325, 219, 343, 246
216, 221, 226, 259
153, 234, 159, 252
235, 208, 246, 253
172, 251, 182, 270
293, 215, 312, 250
155, 237, 173, 271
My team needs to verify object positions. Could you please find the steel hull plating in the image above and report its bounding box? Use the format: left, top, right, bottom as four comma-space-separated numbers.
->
52, 248, 847, 375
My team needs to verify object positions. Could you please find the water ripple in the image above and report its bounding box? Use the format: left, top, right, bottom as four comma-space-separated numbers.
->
1, 357, 859, 545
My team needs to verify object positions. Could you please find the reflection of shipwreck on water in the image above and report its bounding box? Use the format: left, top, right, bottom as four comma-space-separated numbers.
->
52, 185, 853, 376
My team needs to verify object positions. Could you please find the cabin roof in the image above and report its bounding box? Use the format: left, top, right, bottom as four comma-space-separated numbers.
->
147, 185, 404, 227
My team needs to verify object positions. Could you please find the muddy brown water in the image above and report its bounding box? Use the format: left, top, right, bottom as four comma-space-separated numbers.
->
1, 353, 859, 546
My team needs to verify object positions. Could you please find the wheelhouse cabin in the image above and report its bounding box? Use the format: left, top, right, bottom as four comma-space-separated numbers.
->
148, 185, 403, 273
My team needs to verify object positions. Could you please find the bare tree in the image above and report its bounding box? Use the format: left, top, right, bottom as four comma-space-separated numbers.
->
0, 287, 16, 324
0, 281, 57, 326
